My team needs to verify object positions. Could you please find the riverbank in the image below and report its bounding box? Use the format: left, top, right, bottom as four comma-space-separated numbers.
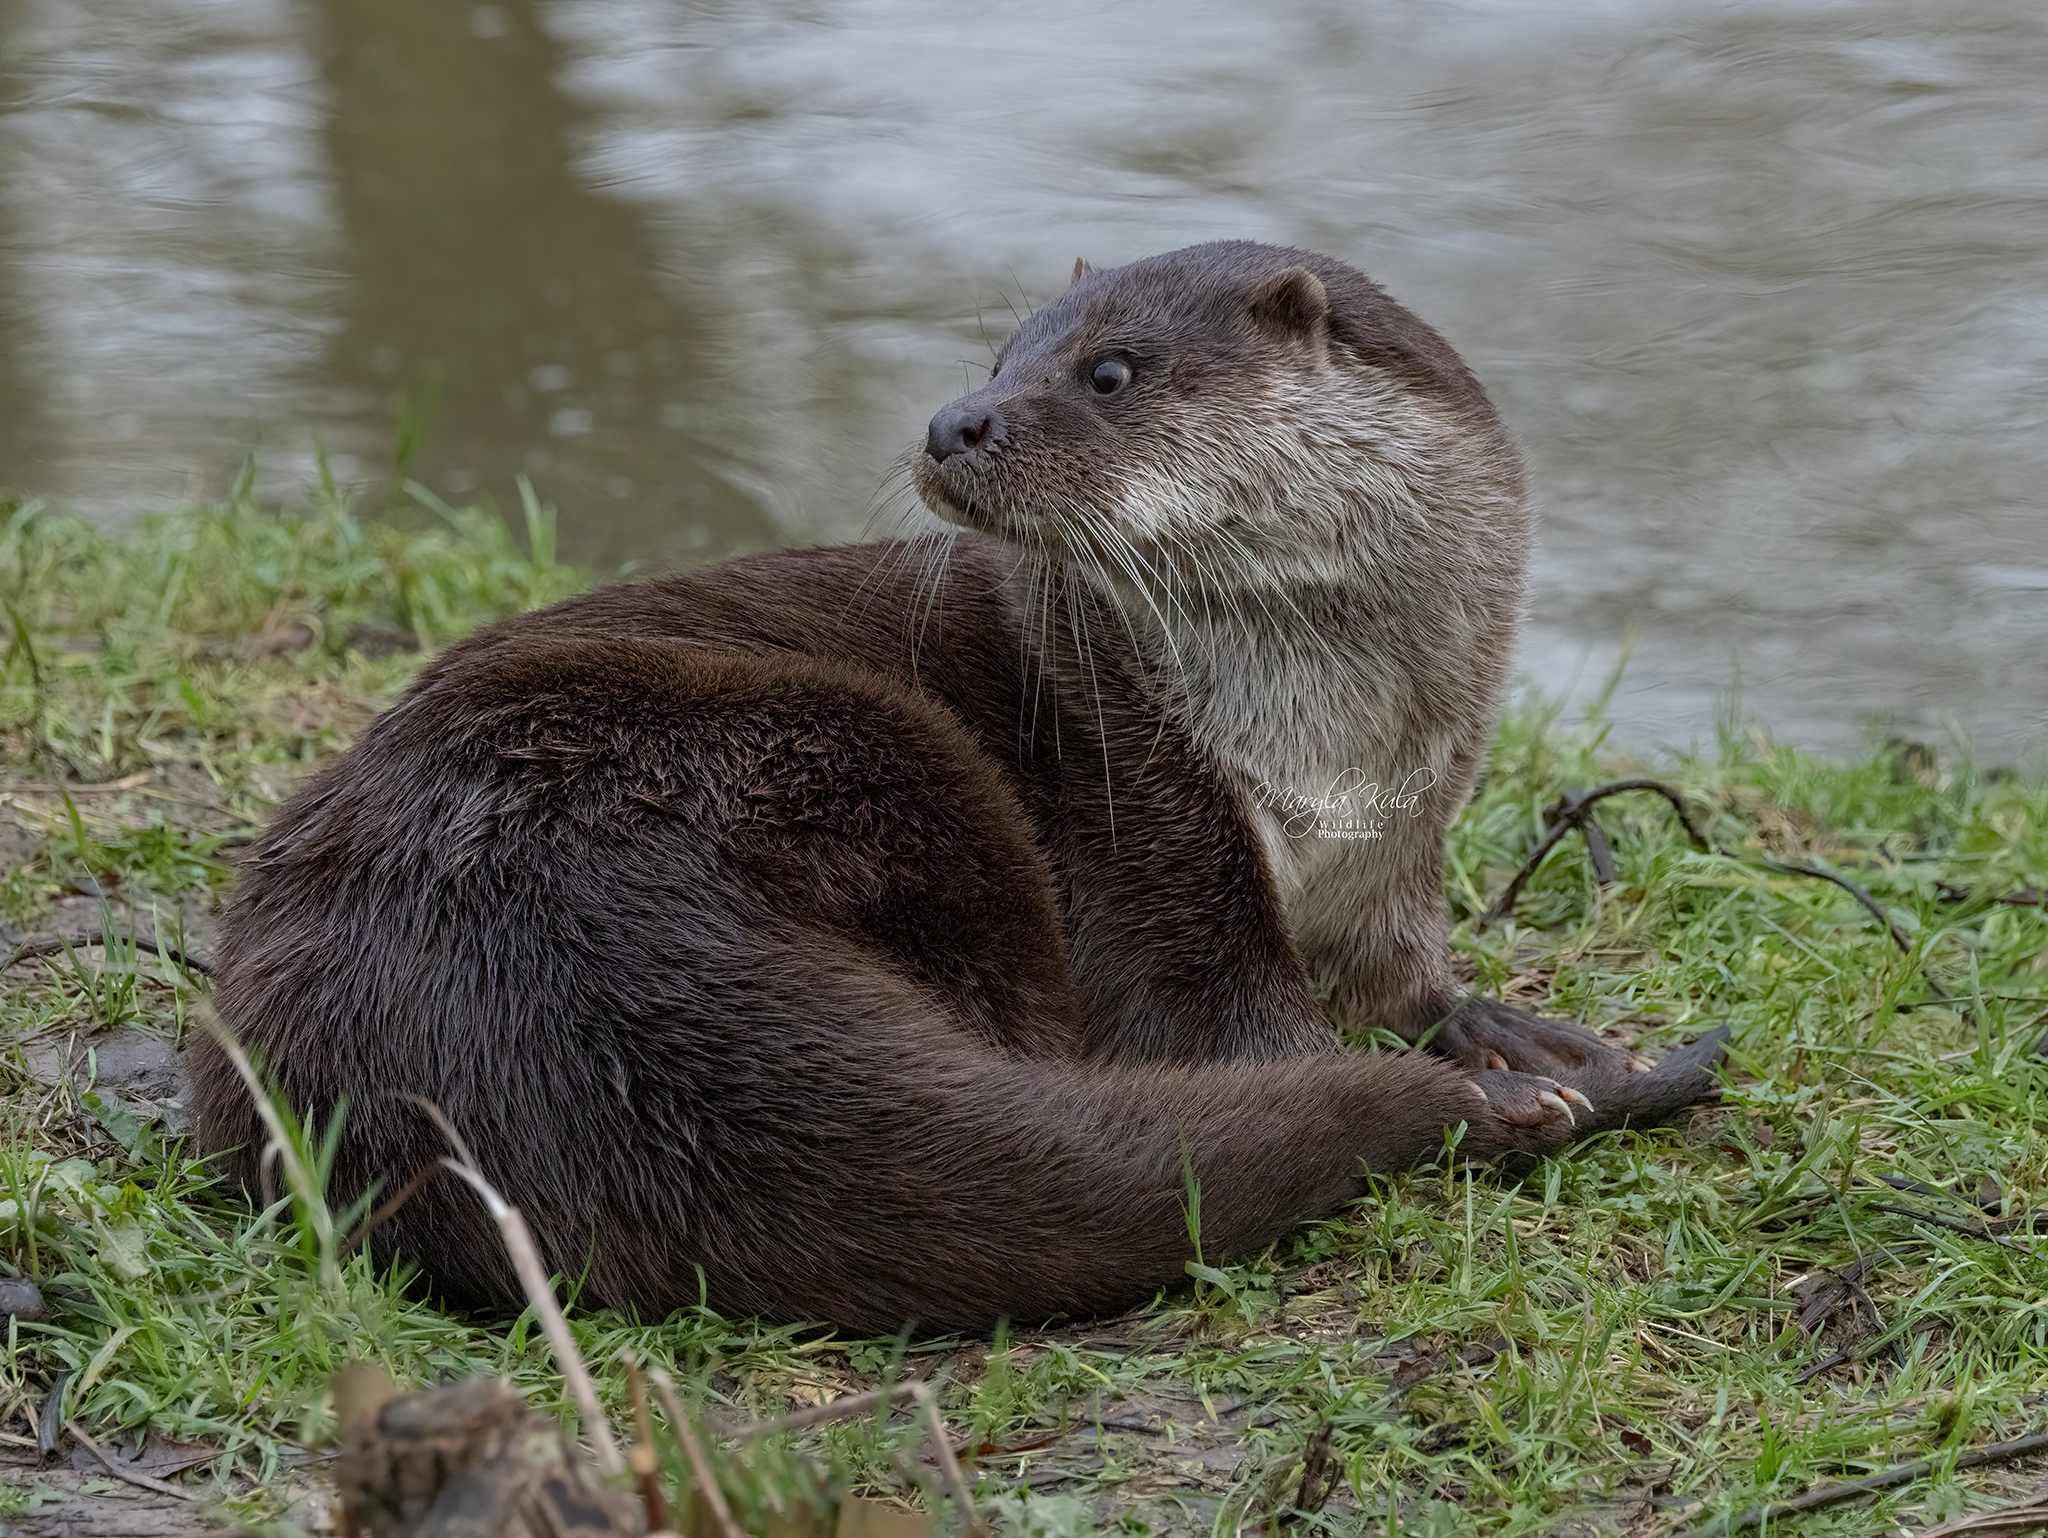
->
2, 490, 2044, 1537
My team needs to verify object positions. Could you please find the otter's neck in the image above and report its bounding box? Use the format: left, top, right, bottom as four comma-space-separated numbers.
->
1079, 514, 1515, 902
1087, 558, 1413, 793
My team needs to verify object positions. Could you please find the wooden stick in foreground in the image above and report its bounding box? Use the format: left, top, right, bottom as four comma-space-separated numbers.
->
1917, 1500, 2048, 1538
911, 1383, 984, 1537
620, 1352, 670, 1534
648, 1365, 746, 1538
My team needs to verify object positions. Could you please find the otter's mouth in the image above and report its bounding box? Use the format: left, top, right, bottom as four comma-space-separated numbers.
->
911, 454, 1009, 536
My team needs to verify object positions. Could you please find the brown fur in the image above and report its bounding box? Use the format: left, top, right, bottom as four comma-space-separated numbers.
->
188, 243, 1722, 1334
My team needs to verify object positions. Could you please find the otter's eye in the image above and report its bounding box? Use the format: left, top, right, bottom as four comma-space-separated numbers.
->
1089, 358, 1132, 396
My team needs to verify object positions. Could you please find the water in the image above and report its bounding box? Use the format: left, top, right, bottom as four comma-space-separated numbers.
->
3, 0, 2045, 761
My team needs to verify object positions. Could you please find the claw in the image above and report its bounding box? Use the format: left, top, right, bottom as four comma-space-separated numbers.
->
1559, 1086, 1595, 1114
1629, 1054, 1653, 1074
1485, 1050, 1508, 1071
1537, 1090, 1575, 1127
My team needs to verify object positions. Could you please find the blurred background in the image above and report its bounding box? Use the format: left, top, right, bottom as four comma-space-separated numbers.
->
0, 0, 2043, 761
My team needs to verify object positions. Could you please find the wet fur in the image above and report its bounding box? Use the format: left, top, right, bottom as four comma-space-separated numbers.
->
189, 243, 1722, 1334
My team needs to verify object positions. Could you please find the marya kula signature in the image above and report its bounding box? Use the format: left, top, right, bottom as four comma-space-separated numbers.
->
1250, 767, 1440, 839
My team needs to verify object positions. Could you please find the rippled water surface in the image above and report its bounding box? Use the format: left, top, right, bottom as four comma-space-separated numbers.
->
3, 0, 2045, 759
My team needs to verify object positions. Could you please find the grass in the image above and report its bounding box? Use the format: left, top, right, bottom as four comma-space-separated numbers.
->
1, 483, 2044, 1535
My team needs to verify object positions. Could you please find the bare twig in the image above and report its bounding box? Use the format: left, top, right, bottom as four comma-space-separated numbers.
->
1881, 1175, 2001, 1212
1936, 883, 2047, 911
1292, 1421, 1340, 1519
734, 1381, 921, 1441
1985, 1210, 2048, 1237
912, 1383, 985, 1536
1679, 1429, 2048, 1538
1480, 779, 1934, 968
4, 930, 213, 976
648, 1366, 745, 1538
1763, 859, 1911, 953
1869, 1202, 2036, 1252
417, 1098, 621, 1477
66, 1420, 204, 1502
620, 1353, 670, 1535
1791, 1346, 1849, 1384
1579, 813, 1618, 886
1483, 779, 1708, 924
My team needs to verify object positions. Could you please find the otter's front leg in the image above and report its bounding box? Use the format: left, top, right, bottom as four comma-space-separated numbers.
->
1296, 815, 1649, 1078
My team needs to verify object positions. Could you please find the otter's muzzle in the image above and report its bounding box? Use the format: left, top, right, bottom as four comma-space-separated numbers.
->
925, 394, 1007, 463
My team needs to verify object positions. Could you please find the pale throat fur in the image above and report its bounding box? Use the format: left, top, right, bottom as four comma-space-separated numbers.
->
1051, 336, 1529, 923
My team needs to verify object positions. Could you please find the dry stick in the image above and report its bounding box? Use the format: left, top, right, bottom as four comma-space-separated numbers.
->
619, 1353, 670, 1536
1881, 1175, 2003, 1212
1555, 787, 1620, 885
1763, 859, 1912, 954
647, 1366, 746, 1538
911, 1383, 983, 1536
1868, 1202, 2036, 1253
1935, 883, 2048, 911
65, 1420, 204, 1502
1578, 813, 1619, 885
1679, 1429, 2048, 1538
3, 930, 213, 976
1482, 779, 1931, 976
1482, 779, 1708, 924
733, 1381, 922, 1442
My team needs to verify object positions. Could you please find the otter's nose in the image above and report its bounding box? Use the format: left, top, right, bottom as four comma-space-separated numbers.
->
925, 400, 1005, 462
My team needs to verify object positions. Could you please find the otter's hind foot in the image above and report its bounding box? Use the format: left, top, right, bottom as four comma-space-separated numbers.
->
1464, 1022, 1729, 1154
1424, 996, 1654, 1079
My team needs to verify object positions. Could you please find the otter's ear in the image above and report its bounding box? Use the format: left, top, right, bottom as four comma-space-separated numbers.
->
1071, 257, 1094, 286
1248, 267, 1330, 339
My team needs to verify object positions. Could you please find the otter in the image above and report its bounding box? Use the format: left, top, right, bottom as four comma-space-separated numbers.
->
189, 242, 1724, 1335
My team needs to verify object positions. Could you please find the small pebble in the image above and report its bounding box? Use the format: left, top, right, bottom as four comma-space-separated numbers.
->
0, 1277, 48, 1321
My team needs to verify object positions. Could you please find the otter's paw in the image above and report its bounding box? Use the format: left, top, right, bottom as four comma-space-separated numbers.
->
1429, 997, 1650, 1079
1555, 1023, 1731, 1134
1469, 1068, 1594, 1154
1466, 1024, 1730, 1156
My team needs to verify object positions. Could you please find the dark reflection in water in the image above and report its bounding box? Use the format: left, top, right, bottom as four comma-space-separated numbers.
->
313, 0, 772, 560
0, 0, 2043, 759
0, 0, 51, 495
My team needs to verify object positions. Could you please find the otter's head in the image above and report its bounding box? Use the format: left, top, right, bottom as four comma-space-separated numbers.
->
911, 241, 1525, 594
